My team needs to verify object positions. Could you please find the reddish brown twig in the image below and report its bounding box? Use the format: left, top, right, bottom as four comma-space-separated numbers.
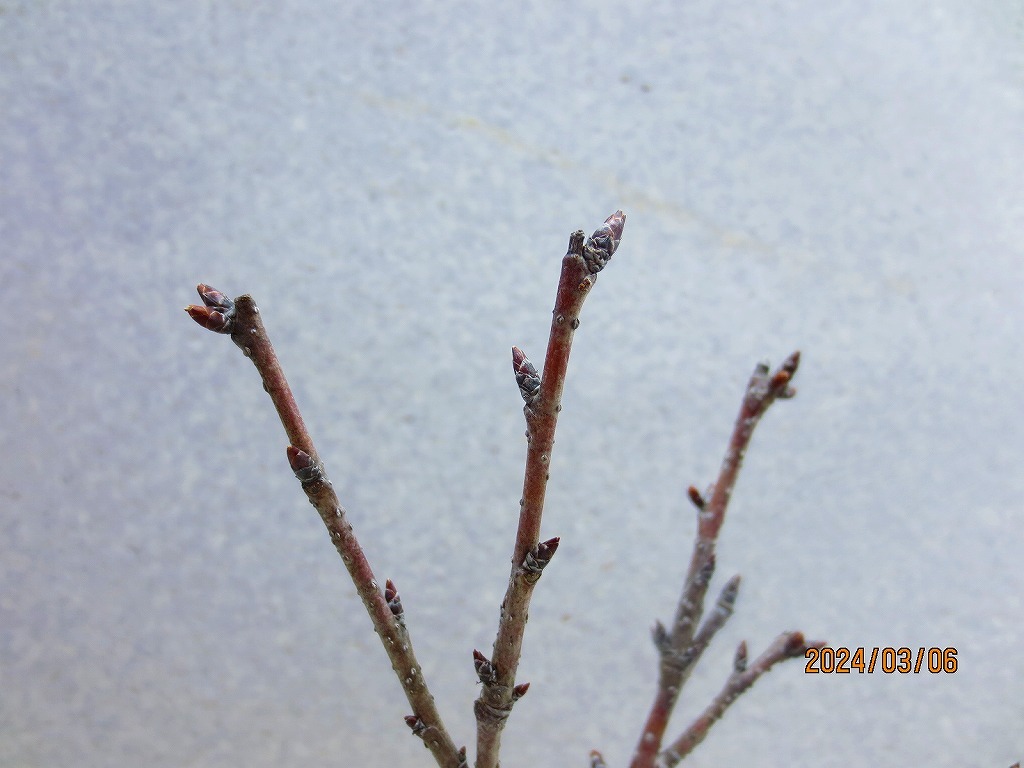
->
656, 632, 825, 767
628, 353, 807, 768
186, 286, 463, 768
474, 212, 625, 768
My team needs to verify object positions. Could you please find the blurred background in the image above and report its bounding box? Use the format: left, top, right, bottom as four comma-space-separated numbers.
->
1, 2, 1021, 766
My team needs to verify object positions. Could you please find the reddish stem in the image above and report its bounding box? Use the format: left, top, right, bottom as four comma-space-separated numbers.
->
629, 353, 801, 768
188, 289, 463, 768
656, 632, 824, 767
474, 212, 625, 768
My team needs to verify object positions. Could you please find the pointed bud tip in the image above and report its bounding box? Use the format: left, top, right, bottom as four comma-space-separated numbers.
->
286, 445, 312, 471
186, 304, 232, 333
784, 350, 801, 374
687, 485, 706, 509
605, 209, 626, 239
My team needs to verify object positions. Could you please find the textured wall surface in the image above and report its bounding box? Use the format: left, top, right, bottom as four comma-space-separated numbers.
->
1, 2, 1021, 766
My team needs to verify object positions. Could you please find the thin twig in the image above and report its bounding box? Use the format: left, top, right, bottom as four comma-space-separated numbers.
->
655, 632, 825, 768
473, 212, 626, 768
186, 286, 463, 768
629, 353, 802, 768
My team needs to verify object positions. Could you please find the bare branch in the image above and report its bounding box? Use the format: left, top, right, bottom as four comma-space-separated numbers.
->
186, 286, 463, 768
474, 212, 626, 768
655, 632, 825, 767
629, 354, 804, 768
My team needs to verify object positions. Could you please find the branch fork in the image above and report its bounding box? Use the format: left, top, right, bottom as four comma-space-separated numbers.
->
626, 353, 822, 768
186, 209, 821, 768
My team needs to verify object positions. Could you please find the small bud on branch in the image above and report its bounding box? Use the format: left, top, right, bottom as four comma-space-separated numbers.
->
385, 579, 405, 623
185, 283, 236, 333
286, 445, 322, 484
652, 620, 673, 654
511, 346, 541, 404
687, 485, 705, 510
733, 641, 748, 673
522, 536, 560, 581
404, 714, 427, 737
473, 649, 497, 685
581, 210, 626, 274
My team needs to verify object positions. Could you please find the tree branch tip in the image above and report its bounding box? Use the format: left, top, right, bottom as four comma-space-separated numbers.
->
582, 210, 626, 274
782, 349, 801, 375
195, 283, 233, 310
782, 631, 823, 657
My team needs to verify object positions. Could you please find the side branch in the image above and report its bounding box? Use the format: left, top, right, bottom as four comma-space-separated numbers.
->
186, 286, 463, 768
656, 632, 825, 768
630, 353, 801, 768
474, 212, 625, 768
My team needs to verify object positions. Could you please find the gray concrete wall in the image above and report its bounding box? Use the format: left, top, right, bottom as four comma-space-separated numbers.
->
1, 2, 1021, 766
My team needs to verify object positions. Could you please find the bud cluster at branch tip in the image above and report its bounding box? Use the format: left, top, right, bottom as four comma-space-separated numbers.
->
185, 283, 236, 333
511, 346, 541, 403
581, 210, 625, 274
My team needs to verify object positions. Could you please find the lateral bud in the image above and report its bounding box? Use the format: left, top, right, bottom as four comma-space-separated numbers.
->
473, 649, 497, 685
590, 750, 608, 768
581, 210, 625, 274
687, 485, 706, 510
734, 640, 749, 673
652, 620, 672, 654
717, 574, 741, 613
522, 536, 560, 581
511, 681, 531, 701
457, 746, 468, 768
384, 579, 405, 624
404, 714, 426, 737
512, 346, 541, 404
286, 445, 322, 484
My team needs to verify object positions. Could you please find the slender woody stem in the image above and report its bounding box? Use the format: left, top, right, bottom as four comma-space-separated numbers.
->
186, 288, 463, 768
629, 353, 802, 768
656, 632, 825, 767
474, 212, 625, 768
